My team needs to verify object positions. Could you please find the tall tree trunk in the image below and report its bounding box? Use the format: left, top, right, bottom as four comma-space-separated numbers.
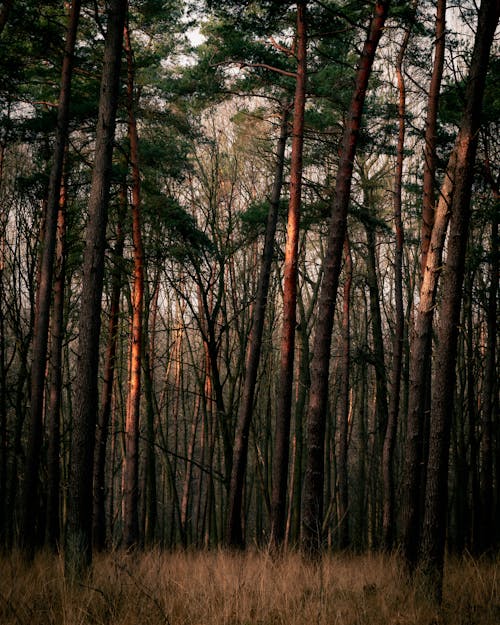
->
419, 0, 499, 600
226, 108, 288, 547
66, 0, 126, 576
382, 22, 409, 551
21, 0, 81, 559
122, 19, 144, 550
337, 237, 352, 550
45, 177, 67, 550
270, 0, 307, 551
399, 0, 446, 565
421, 0, 446, 275
92, 192, 125, 551
480, 217, 498, 552
301, 1, 389, 555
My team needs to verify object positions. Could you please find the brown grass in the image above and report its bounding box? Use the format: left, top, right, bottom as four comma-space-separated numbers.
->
0, 549, 498, 625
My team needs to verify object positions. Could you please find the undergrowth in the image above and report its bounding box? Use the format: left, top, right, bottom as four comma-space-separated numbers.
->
0, 549, 498, 624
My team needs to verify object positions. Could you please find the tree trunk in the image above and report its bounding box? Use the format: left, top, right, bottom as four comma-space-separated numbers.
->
337, 237, 352, 550
270, 0, 307, 551
92, 191, 125, 551
21, 0, 81, 559
122, 19, 145, 550
480, 217, 498, 552
419, 0, 499, 600
301, 1, 389, 555
226, 108, 288, 547
66, 0, 126, 576
399, 1, 446, 565
382, 22, 409, 551
421, 0, 446, 276
45, 177, 67, 550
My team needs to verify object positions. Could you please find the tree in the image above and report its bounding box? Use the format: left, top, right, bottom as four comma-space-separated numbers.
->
122, 17, 145, 550
301, 0, 390, 555
419, 0, 499, 599
65, 0, 127, 575
21, 0, 81, 559
226, 106, 289, 547
270, 0, 307, 551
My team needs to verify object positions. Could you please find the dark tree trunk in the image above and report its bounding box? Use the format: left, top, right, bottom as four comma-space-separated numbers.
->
480, 217, 498, 552
226, 108, 288, 547
0, 0, 13, 35
21, 0, 81, 559
301, 1, 389, 555
45, 178, 67, 551
66, 0, 126, 576
419, 0, 499, 601
337, 237, 352, 550
270, 0, 307, 551
92, 190, 125, 551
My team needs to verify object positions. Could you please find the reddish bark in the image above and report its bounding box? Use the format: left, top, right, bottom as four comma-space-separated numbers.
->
270, 0, 307, 550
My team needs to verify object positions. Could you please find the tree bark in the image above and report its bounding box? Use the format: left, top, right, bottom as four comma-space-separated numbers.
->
66, 0, 126, 576
301, 1, 389, 555
21, 0, 81, 559
270, 0, 307, 551
92, 190, 125, 551
45, 177, 67, 550
382, 21, 409, 551
122, 19, 145, 550
421, 0, 446, 276
337, 237, 352, 550
225, 108, 288, 547
419, 0, 499, 600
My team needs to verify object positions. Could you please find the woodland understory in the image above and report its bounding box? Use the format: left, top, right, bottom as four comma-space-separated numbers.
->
0, 0, 499, 610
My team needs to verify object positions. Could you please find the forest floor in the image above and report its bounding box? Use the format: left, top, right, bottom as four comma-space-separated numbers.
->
0, 548, 498, 625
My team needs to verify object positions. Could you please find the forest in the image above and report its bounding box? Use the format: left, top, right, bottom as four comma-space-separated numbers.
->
0, 0, 499, 619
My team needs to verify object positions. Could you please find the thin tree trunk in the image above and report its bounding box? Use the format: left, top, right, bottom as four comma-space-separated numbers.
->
122, 19, 144, 550
270, 0, 307, 551
21, 0, 81, 559
399, 1, 446, 565
480, 217, 498, 552
337, 237, 352, 550
226, 108, 288, 547
92, 192, 125, 551
419, 0, 499, 600
66, 0, 126, 576
382, 21, 409, 551
301, 1, 389, 555
45, 177, 67, 550
421, 0, 446, 276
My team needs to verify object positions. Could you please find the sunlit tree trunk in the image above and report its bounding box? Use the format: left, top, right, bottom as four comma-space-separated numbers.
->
419, 0, 499, 599
270, 0, 307, 551
122, 19, 145, 550
400, 0, 446, 565
66, 0, 126, 575
301, 1, 389, 555
21, 0, 81, 558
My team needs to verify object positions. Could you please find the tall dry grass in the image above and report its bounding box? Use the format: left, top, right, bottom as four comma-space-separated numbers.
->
0, 548, 498, 625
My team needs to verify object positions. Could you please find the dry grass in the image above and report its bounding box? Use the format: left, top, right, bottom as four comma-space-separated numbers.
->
0, 548, 498, 625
